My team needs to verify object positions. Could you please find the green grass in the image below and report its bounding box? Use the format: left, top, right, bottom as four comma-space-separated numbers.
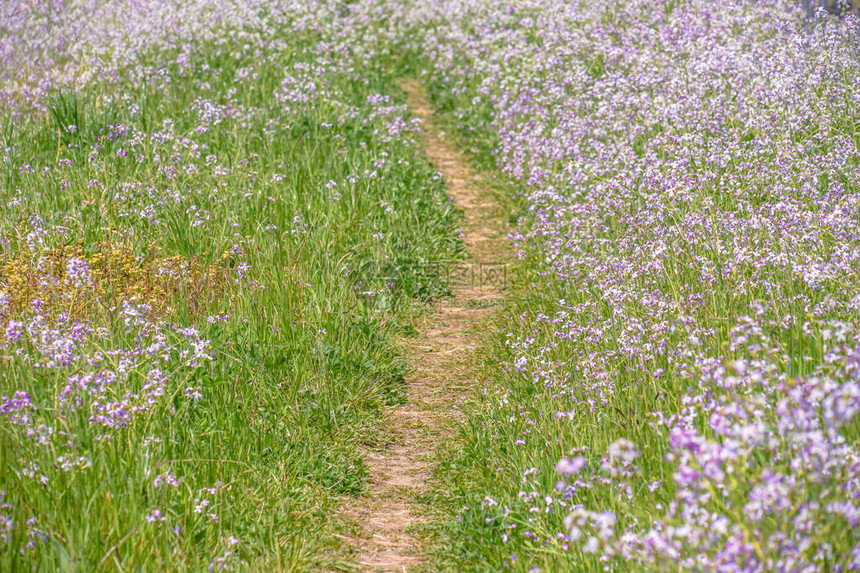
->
0, 28, 462, 572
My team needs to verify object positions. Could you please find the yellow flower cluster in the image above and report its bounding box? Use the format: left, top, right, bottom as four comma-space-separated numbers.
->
0, 243, 227, 320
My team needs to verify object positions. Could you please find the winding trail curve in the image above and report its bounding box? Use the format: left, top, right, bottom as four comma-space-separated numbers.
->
342, 80, 511, 571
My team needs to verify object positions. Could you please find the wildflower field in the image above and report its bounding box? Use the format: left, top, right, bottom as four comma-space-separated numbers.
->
1, 0, 859, 571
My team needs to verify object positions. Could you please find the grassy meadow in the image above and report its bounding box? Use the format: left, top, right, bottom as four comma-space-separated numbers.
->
3, 1, 860, 572
405, 2, 860, 571
0, 4, 460, 570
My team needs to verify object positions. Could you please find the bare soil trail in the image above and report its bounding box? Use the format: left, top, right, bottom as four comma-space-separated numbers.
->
341, 80, 511, 572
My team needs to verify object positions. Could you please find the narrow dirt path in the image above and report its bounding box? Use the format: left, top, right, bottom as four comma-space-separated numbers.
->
341, 80, 510, 572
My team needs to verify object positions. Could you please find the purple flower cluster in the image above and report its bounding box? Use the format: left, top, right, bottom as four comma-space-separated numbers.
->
1, 296, 212, 432
64, 257, 91, 288
1, 0, 317, 115
0, 265, 214, 555
402, 0, 860, 569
